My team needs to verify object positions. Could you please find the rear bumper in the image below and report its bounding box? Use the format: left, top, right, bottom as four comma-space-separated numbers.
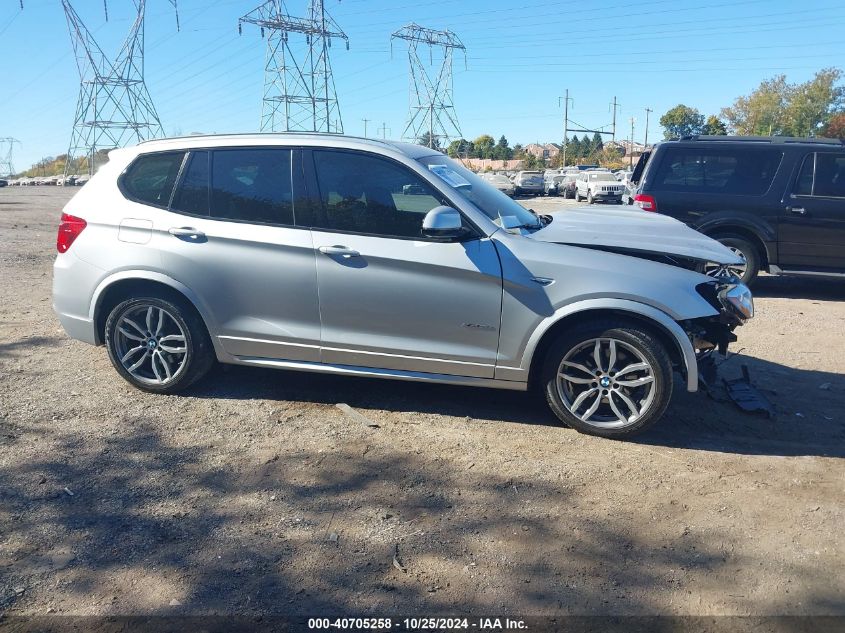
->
53, 251, 102, 346
55, 310, 98, 345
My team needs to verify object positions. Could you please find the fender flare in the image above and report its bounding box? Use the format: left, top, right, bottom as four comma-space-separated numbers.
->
88, 270, 223, 354
505, 298, 699, 392
695, 213, 776, 263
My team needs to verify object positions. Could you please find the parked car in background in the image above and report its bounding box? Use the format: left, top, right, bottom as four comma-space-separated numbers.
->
512, 171, 544, 196
52, 133, 752, 439
630, 135, 845, 285
482, 173, 515, 197
575, 170, 625, 204
75, 175, 90, 186
0, 178, 7, 187
559, 172, 579, 199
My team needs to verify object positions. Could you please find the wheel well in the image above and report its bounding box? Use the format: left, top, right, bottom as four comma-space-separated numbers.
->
702, 226, 768, 268
527, 309, 686, 389
93, 279, 205, 345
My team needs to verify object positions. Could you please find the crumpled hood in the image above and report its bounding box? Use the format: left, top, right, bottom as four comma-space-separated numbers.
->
528, 207, 743, 265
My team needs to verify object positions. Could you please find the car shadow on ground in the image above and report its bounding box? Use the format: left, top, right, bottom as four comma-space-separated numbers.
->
3, 419, 840, 616
751, 275, 845, 301
188, 351, 844, 460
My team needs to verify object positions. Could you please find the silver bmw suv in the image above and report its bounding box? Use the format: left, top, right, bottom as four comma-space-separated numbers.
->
53, 134, 753, 438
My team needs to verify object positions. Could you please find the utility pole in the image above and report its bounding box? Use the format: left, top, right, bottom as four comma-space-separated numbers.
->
379, 122, 391, 139
629, 117, 636, 169
559, 90, 573, 166
391, 23, 466, 148
362, 118, 370, 137
644, 108, 653, 147
610, 96, 622, 142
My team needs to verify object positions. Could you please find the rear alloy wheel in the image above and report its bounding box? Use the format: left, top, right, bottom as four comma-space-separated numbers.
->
105, 296, 214, 393
702, 234, 760, 286
542, 322, 673, 438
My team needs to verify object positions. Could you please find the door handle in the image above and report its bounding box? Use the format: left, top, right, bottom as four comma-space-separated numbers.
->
787, 207, 807, 216
168, 227, 206, 239
318, 245, 360, 257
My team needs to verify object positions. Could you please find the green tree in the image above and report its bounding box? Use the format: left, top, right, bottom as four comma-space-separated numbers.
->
660, 104, 705, 139
701, 115, 728, 135
567, 136, 582, 162
592, 132, 604, 152
492, 135, 512, 160
782, 68, 845, 136
473, 134, 496, 159
721, 75, 791, 136
417, 132, 441, 150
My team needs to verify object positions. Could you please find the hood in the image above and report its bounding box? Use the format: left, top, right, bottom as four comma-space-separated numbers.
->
528, 207, 743, 265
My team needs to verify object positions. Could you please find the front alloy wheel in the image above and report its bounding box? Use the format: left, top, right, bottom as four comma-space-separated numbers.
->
543, 322, 673, 438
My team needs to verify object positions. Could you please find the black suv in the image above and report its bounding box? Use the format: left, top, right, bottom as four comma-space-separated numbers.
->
630, 136, 845, 285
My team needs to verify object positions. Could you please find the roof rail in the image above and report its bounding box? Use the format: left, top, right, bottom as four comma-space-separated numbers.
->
676, 135, 844, 145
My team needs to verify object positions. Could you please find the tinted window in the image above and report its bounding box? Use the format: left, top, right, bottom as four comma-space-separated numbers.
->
122, 152, 184, 206
654, 148, 782, 195
312, 150, 446, 239
812, 153, 845, 198
795, 153, 814, 195
171, 151, 209, 215
210, 149, 293, 224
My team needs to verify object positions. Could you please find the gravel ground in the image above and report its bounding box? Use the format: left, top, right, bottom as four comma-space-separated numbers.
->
1, 186, 843, 617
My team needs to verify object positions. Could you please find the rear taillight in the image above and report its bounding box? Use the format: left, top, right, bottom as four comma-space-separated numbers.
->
634, 194, 657, 212
56, 213, 87, 253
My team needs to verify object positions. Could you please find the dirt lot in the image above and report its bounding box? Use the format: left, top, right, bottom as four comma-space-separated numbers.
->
1, 186, 843, 618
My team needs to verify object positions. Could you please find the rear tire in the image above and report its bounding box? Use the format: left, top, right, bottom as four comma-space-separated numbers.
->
541, 320, 673, 439
105, 295, 215, 393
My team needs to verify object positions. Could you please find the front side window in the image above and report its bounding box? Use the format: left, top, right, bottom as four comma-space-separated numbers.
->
311, 150, 448, 239
654, 148, 782, 195
122, 151, 184, 207
210, 149, 294, 225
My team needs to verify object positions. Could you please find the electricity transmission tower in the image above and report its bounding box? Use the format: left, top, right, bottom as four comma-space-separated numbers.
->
0, 138, 21, 177
391, 23, 466, 149
239, 0, 348, 134
61, 0, 179, 178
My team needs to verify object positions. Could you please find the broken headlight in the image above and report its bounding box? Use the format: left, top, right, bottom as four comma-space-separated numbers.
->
719, 283, 754, 320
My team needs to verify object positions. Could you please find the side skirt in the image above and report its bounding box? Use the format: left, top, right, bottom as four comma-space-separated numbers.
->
230, 356, 528, 391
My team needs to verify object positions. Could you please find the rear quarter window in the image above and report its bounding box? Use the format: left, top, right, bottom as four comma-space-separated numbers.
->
121, 152, 185, 207
652, 147, 783, 196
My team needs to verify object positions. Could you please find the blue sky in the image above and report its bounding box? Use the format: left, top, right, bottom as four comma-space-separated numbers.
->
2, 0, 844, 171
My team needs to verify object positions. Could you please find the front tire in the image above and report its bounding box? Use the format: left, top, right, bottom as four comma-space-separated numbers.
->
542, 321, 673, 438
105, 296, 215, 393
587, 190, 594, 204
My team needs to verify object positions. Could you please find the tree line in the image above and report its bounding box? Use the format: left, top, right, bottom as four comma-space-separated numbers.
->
660, 67, 845, 139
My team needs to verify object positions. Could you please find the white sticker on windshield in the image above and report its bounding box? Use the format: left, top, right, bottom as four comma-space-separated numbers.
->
428, 164, 472, 189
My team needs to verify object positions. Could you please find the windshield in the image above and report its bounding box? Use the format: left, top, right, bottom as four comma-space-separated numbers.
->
419, 154, 542, 229
588, 172, 616, 182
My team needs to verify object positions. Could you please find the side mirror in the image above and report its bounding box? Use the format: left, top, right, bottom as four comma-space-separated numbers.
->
422, 206, 467, 240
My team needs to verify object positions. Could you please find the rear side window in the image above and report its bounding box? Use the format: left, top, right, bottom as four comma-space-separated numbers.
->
122, 152, 184, 207
652, 147, 782, 195
210, 149, 294, 225
795, 152, 845, 198
171, 151, 209, 215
